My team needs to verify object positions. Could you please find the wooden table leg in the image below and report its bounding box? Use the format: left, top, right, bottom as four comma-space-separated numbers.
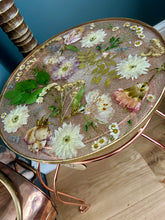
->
0, 0, 38, 56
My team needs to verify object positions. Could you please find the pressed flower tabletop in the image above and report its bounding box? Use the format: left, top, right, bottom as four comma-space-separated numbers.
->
0, 18, 165, 164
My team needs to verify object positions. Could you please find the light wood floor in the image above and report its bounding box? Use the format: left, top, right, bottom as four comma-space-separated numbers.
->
47, 98, 165, 220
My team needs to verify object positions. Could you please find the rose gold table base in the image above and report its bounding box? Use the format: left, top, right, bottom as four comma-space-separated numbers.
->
37, 163, 90, 213
37, 109, 165, 214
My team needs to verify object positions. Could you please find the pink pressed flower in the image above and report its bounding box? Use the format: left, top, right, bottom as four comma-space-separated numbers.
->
113, 83, 149, 112
113, 88, 141, 112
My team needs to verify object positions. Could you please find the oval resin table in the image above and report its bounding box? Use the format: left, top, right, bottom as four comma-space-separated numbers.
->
0, 17, 165, 213
0, 18, 165, 165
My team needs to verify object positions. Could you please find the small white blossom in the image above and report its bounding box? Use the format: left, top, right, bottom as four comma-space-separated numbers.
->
123, 22, 130, 27
36, 97, 43, 104
112, 26, 119, 31
134, 40, 143, 47
147, 94, 156, 102
17, 72, 23, 77
1, 112, 7, 119
19, 64, 25, 70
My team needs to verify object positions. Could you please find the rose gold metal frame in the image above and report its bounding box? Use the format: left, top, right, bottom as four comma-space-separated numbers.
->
37, 163, 90, 213
37, 109, 165, 213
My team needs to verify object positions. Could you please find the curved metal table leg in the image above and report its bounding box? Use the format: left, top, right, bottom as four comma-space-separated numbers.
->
37, 163, 90, 213
141, 110, 165, 150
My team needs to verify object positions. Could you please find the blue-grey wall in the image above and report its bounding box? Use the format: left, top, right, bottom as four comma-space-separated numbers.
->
0, 0, 165, 92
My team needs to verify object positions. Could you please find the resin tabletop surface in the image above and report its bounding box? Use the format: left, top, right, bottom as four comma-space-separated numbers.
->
0, 18, 165, 164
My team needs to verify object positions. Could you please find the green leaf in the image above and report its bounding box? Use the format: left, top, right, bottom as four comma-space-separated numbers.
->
91, 68, 98, 74
105, 61, 111, 67
105, 78, 111, 87
48, 106, 60, 117
101, 68, 109, 75
83, 123, 89, 132
128, 119, 132, 126
97, 64, 105, 70
110, 60, 117, 66
9, 92, 30, 105
16, 79, 37, 92
72, 84, 85, 113
95, 76, 102, 84
25, 88, 43, 104
48, 106, 57, 111
89, 121, 94, 127
50, 112, 60, 117
107, 69, 116, 75
96, 44, 102, 51
108, 24, 113, 29
49, 109, 60, 117
35, 70, 50, 85
109, 37, 122, 49
4, 89, 21, 99
79, 63, 86, 69
104, 46, 111, 51
65, 45, 79, 52
91, 76, 97, 84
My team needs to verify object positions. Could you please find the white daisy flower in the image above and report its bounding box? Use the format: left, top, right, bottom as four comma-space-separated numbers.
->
91, 141, 101, 151
25, 65, 31, 70
138, 34, 145, 39
147, 94, 156, 102
91, 136, 108, 151
1, 112, 7, 119
108, 122, 119, 131
110, 127, 120, 140
31, 58, 37, 62
15, 77, 20, 82
130, 25, 137, 31
17, 72, 23, 77
3, 105, 29, 133
112, 26, 119, 31
36, 97, 43, 104
81, 29, 107, 48
98, 137, 108, 146
116, 54, 151, 80
109, 122, 120, 140
134, 40, 143, 47
123, 22, 130, 27
136, 30, 143, 35
136, 26, 143, 32
27, 60, 32, 64
19, 64, 25, 70
50, 122, 85, 159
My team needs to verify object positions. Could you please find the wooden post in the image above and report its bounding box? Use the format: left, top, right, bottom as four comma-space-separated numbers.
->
0, 0, 38, 56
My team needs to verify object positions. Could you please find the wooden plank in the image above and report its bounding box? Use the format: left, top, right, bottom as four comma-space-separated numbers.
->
47, 148, 164, 220
110, 188, 165, 220
134, 99, 165, 183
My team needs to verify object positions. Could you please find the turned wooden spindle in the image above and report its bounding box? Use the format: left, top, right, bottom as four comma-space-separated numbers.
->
0, 0, 38, 56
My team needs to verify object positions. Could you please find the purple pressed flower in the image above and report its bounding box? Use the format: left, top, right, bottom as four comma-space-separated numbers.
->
63, 27, 84, 45
51, 58, 79, 80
